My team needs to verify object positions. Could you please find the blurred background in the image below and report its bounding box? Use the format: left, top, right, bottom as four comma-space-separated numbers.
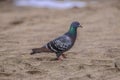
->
0, 0, 95, 9
0, 0, 120, 80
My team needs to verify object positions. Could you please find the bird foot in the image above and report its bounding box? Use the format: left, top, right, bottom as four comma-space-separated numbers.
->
51, 57, 63, 61
56, 57, 63, 61
55, 57, 63, 61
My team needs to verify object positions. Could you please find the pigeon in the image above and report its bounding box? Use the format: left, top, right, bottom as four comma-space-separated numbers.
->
30, 21, 83, 60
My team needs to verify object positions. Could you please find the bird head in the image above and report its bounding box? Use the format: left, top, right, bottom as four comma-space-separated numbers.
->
70, 21, 83, 28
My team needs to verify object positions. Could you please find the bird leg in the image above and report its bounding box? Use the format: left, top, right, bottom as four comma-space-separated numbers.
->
57, 54, 66, 61
56, 52, 64, 61
55, 53, 67, 61
62, 54, 67, 58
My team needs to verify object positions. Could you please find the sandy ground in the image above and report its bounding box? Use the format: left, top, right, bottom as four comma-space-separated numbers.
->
0, 0, 120, 80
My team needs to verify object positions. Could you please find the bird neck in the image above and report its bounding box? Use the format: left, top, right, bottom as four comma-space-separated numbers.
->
68, 26, 77, 35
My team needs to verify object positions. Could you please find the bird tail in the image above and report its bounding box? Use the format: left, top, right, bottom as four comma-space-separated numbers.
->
30, 46, 52, 55
30, 48, 42, 55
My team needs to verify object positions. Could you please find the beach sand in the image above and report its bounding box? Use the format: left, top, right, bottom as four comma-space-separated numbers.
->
0, 0, 120, 80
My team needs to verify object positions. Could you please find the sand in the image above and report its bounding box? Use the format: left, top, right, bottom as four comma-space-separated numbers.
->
0, 0, 120, 80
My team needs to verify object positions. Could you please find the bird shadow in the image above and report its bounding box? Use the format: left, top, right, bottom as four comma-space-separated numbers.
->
32, 57, 59, 62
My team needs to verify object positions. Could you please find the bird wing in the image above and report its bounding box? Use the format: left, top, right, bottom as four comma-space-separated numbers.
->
46, 35, 72, 53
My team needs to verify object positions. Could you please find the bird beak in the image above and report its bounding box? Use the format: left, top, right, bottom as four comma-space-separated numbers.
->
79, 25, 83, 28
